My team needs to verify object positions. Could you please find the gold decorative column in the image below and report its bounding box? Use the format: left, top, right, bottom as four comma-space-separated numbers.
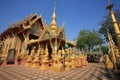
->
106, 0, 119, 70
107, 29, 116, 69
40, 44, 49, 70
32, 49, 40, 68
22, 31, 30, 54
106, 0, 120, 50
26, 48, 34, 67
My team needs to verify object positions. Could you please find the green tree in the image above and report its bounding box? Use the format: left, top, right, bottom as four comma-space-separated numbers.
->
76, 30, 103, 51
101, 45, 109, 54
99, 10, 120, 46
92, 45, 109, 54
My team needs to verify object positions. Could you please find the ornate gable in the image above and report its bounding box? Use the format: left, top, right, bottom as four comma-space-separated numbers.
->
56, 24, 66, 39
39, 26, 52, 40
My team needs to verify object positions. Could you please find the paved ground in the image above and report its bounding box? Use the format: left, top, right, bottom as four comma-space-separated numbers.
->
0, 63, 118, 80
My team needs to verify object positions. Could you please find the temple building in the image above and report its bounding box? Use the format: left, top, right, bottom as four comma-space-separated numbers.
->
0, 4, 75, 62
0, 3, 89, 72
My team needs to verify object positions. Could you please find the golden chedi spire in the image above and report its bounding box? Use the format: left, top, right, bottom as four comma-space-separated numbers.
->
50, 1, 58, 33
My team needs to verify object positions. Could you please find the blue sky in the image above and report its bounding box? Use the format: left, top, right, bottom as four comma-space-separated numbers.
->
0, 0, 120, 41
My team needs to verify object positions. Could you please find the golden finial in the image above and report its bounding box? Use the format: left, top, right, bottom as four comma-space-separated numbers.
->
61, 22, 65, 28
52, 0, 56, 18
108, 0, 111, 5
54, 0, 56, 12
62, 22, 65, 26
106, 0, 113, 10
50, 0, 58, 33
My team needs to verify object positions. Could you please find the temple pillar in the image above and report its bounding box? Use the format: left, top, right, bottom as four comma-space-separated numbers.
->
21, 31, 30, 54
26, 48, 35, 67
32, 43, 41, 68
11, 32, 16, 49
40, 44, 49, 70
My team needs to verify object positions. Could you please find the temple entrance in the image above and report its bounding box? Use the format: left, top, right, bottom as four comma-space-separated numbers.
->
6, 49, 16, 64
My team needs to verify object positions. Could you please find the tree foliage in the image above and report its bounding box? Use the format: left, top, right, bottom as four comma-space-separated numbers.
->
92, 45, 109, 54
101, 45, 109, 54
99, 10, 120, 46
76, 30, 103, 51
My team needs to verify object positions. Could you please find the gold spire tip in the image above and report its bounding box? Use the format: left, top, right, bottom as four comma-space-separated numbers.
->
62, 22, 65, 25
54, 0, 56, 12
106, 0, 113, 10
108, 0, 111, 5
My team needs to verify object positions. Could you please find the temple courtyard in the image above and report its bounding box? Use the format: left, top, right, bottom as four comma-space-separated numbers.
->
0, 63, 119, 80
